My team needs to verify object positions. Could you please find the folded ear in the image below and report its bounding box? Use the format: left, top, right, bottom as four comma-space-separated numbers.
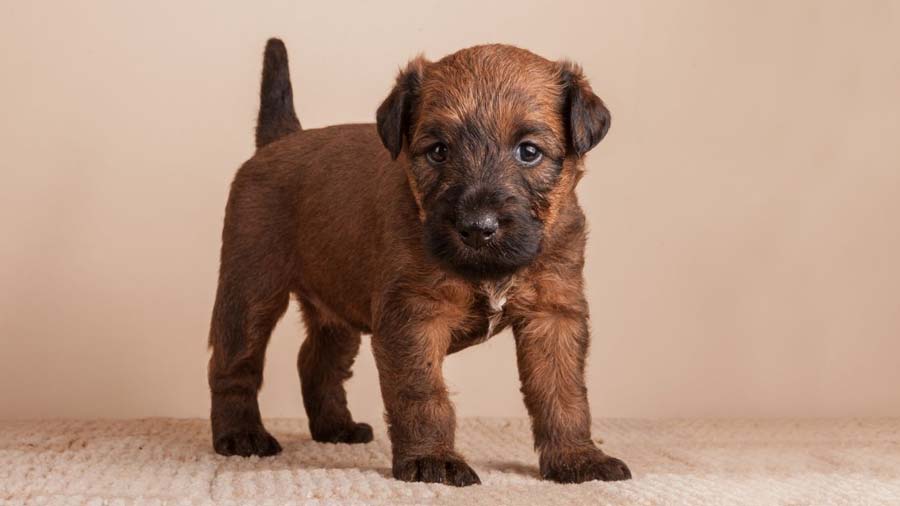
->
376, 56, 427, 159
559, 62, 611, 157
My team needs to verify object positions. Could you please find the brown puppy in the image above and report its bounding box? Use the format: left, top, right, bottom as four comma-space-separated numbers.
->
207, 38, 631, 486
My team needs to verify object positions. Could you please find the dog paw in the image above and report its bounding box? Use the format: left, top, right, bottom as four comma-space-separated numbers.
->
213, 428, 282, 457
393, 455, 481, 486
541, 449, 631, 483
312, 422, 374, 444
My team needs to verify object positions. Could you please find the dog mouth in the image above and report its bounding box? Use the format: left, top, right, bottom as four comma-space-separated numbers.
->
423, 214, 543, 280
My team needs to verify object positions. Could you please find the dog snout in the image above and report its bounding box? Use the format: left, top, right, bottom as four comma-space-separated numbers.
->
457, 210, 499, 249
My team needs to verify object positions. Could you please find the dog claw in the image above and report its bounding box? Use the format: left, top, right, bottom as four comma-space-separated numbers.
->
542, 449, 631, 483
213, 428, 282, 457
312, 422, 374, 444
393, 455, 481, 486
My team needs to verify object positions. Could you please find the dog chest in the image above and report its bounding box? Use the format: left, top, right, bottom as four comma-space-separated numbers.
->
446, 277, 513, 354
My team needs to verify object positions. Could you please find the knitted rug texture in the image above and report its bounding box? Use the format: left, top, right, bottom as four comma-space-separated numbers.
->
1, 418, 899, 505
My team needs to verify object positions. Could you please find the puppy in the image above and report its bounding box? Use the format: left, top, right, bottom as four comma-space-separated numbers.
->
207, 38, 631, 486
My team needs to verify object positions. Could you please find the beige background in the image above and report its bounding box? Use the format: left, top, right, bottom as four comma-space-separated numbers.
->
1, 1, 899, 423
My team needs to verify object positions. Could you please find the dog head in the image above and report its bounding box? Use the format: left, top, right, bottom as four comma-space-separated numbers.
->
377, 44, 610, 280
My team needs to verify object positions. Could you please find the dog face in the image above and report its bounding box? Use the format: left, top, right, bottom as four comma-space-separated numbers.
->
377, 45, 610, 280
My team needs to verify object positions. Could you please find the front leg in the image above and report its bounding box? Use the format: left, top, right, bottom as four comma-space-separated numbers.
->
511, 288, 631, 483
371, 298, 480, 487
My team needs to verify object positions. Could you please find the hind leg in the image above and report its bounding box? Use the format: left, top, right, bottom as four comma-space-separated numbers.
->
208, 187, 294, 457
208, 269, 289, 456
297, 299, 373, 444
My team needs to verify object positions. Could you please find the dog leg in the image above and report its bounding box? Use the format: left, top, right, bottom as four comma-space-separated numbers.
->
371, 300, 480, 486
511, 289, 631, 483
207, 272, 288, 456
207, 184, 294, 457
297, 299, 372, 444
207, 266, 289, 457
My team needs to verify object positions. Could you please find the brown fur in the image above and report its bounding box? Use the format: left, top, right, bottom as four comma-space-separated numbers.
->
207, 40, 629, 486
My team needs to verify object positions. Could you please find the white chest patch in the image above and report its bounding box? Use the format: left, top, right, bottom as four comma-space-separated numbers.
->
480, 276, 514, 340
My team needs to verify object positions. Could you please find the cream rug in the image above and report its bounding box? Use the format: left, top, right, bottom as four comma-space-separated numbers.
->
1, 418, 899, 505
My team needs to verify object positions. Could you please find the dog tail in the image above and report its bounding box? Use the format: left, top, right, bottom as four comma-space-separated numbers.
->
255, 38, 301, 149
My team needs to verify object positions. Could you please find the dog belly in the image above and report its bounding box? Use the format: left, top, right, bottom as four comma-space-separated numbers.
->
297, 286, 372, 333
292, 230, 376, 332
292, 234, 375, 331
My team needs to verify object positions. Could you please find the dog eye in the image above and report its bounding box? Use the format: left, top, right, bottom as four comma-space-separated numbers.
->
515, 142, 543, 166
426, 143, 449, 164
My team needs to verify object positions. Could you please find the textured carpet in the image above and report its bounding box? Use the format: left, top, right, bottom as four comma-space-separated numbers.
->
1, 418, 899, 505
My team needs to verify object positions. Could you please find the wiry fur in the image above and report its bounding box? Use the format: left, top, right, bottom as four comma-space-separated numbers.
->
207, 39, 629, 486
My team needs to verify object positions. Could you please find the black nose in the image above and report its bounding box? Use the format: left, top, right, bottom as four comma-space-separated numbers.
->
457, 211, 499, 248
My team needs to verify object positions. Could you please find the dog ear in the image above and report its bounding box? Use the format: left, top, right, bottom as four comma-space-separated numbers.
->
559, 62, 611, 157
376, 56, 427, 159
